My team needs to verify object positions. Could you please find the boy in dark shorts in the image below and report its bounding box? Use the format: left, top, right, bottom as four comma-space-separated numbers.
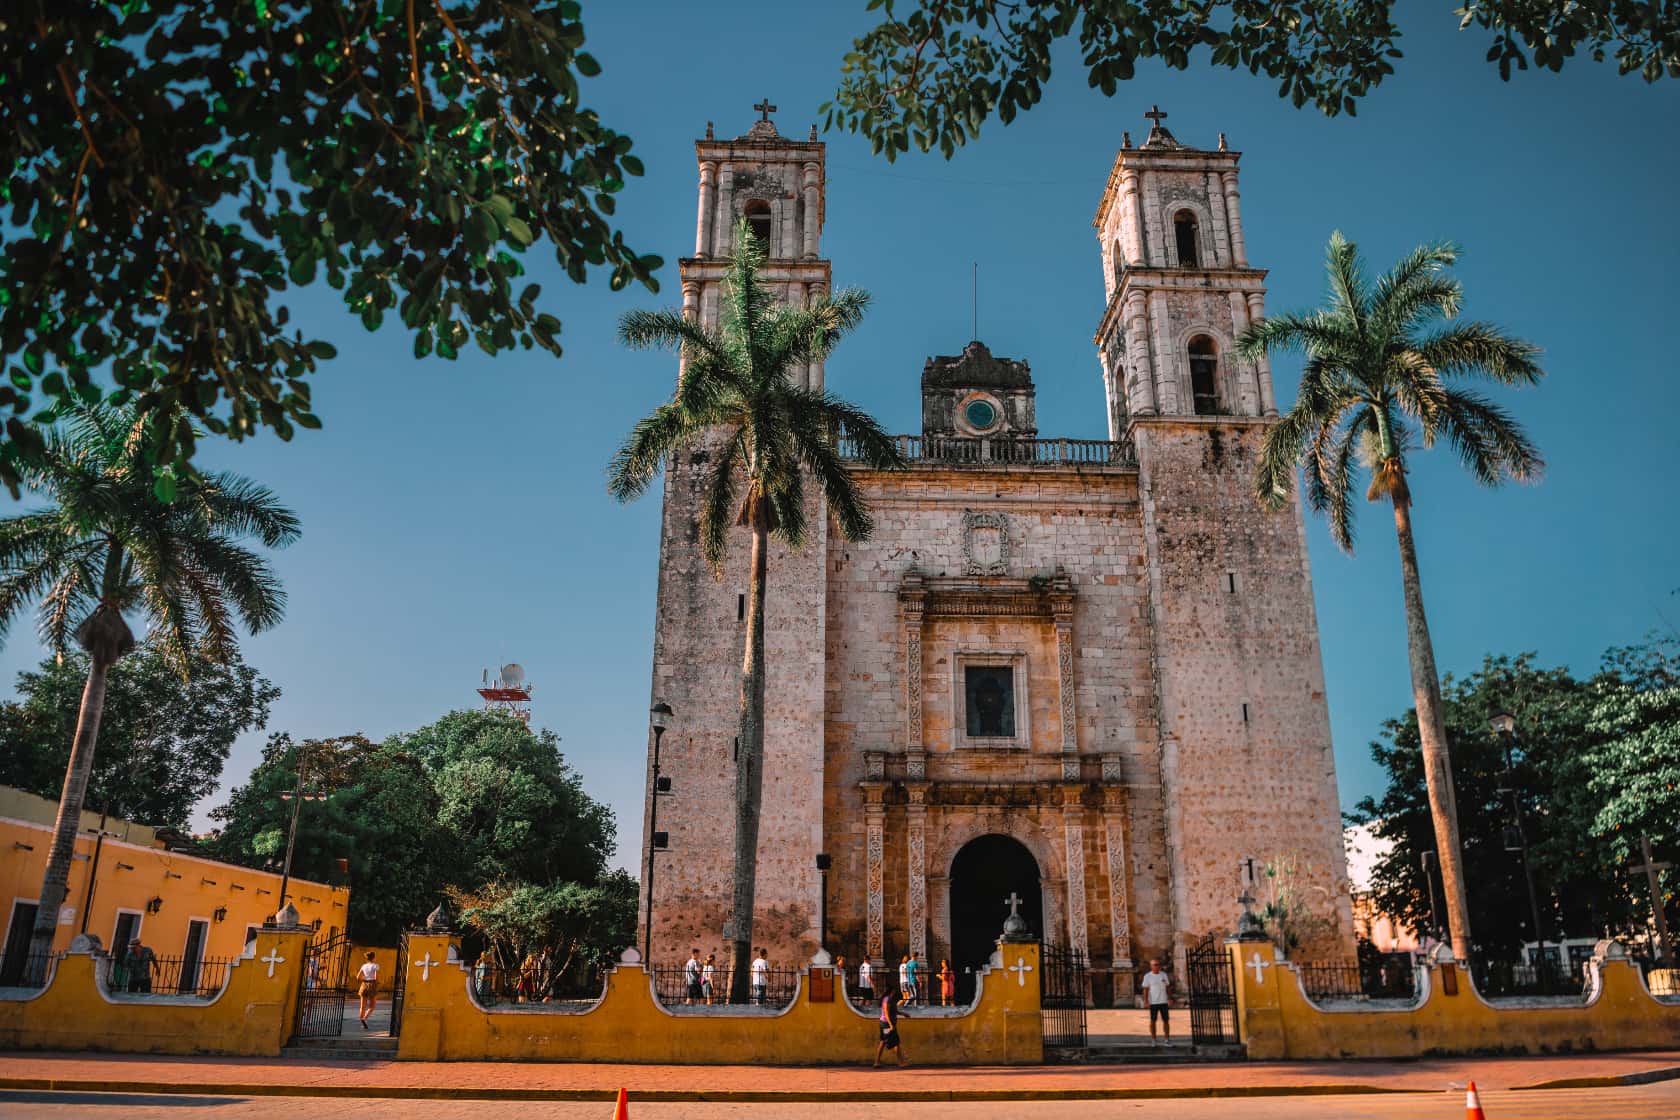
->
1140, 957, 1172, 1046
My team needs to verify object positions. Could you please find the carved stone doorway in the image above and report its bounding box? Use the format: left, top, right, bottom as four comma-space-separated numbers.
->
949, 834, 1042, 1004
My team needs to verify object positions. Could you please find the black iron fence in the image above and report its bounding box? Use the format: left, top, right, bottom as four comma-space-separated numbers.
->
104, 953, 231, 998
831, 965, 962, 1009
1469, 956, 1586, 998
650, 964, 800, 1008
1, 952, 62, 989
1297, 954, 1416, 1003
469, 959, 607, 1007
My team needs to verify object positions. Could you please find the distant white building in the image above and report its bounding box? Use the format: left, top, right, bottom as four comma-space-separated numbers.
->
1344, 822, 1421, 953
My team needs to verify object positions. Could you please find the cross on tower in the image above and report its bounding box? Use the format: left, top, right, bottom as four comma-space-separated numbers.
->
1004, 891, 1023, 919
753, 98, 778, 123
1144, 104, 1169, 128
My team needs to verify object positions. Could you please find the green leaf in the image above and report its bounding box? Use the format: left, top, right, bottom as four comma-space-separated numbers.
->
504, 217, 534, 247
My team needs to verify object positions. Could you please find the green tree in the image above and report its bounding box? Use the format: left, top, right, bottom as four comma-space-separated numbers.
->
608, 219, 904, 1000
0, 402, 297, 966
208, 711, 616, 943
0, 643, 277, 829
1354, 653, 1639, 958
0, 1, 661, 493
451, 870, 638, 990
1239, 234, 1545, 959
826, 1, 1680, 160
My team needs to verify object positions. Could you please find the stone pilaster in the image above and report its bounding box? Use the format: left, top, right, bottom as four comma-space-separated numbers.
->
1148, 291, 1178, 414
899, 570, 927, 779
696, 160, 717, 256
1245, 291, 1277, 416
1050, 568, 1079, 781
863, 777, 886, 961
1221, 170, 1247, 267
1120, 168, 1145, 266
1062, 785, 1089, 958
906, 782, 929, 959
802, 161, 821, 258
1124, 292, 1157, 417
1102, 777, 1133, 968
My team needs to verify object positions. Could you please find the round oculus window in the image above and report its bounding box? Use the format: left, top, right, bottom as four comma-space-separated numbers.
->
964, 399, 999, 430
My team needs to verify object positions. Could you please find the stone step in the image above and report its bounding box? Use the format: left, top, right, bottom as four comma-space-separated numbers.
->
281, 1037, 399, 1061
1083, 1043, 1245, 1064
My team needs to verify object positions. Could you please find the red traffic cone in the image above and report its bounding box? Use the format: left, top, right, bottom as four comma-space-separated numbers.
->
612, 1087, 629, 1120
1465, 1080, 1486, 1120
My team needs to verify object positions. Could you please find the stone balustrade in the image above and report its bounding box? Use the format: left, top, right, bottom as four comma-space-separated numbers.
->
839, 434, 1137, 469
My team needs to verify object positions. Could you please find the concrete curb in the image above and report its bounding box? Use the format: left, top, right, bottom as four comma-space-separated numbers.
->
0, 1078, 1405, 1103
1515, 1064, 1680, 1091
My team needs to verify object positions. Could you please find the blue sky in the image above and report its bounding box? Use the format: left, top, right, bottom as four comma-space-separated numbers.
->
4, 4, 1677, 869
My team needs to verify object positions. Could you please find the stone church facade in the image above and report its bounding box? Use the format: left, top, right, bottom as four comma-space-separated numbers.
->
641, 109, 1354, 998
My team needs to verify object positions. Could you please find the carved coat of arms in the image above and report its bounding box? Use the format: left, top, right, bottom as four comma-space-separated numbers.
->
962, 511, 1009, 576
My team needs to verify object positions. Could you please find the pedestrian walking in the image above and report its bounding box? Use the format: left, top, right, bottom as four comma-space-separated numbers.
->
684, 948, 703, 1004
903, 953, 921, 1003
874, 991, 908, 1067
702, 952, 717, 1004
938, 959, 955, 1006
751, 947, 770, 1004
124, 938, 157, 993
356, 951, 380, 1029
1141, 958, 1172, 1047
858, 956, 874, 1005
897, 955, 911, 1002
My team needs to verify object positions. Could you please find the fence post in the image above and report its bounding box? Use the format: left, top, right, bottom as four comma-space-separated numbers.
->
1228, 938, 1286, 1059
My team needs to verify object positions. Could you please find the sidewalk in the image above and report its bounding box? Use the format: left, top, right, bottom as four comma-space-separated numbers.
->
2, 1050, 1678, 1102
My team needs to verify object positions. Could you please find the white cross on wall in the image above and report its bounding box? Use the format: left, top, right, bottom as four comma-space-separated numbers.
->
1008, 956, 1034, 987
414, 952, 438, 982
260, 950, 285, 979
1247, 952, 1272, 985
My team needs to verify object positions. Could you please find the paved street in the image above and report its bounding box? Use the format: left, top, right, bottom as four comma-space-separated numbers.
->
3, 1084, 1679, 1118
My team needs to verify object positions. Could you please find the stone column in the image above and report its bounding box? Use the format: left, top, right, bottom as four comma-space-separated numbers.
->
696, 160, 718, 256
906, 783, 929, 959
1124, 292, 1157, 417
714, 165, 734, 256
1205, 172, 1231, 267
1227, 289, 1259, 416
900, 570, 927, 779
1246, 292, 1278, 415
1101, 774, 1133, 969
802, 162, 821, 258
1049, 568, 1079, 781
1221, 171, 1247, 268
1062, 786, 1089, 958
807, 280, 828, 392
1120, 169, 1145, 266
1148, 291, 1179, 414
779, 194, 796, 260
863, 777, 886, 962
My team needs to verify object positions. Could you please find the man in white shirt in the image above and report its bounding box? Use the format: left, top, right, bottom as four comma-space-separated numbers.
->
1140, 958, 1172, 1046
858, 958, 874, 1004
751, 948, 770, 1004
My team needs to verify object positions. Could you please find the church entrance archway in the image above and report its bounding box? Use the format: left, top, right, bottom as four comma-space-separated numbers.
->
949, 834, 1042, 1004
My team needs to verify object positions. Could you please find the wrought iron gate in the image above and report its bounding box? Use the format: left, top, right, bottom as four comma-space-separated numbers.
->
294, 930, 353, 1039
1185, 933, 1239, 1045
1039, 941, 1089, 1059
388, 933, 409, 1035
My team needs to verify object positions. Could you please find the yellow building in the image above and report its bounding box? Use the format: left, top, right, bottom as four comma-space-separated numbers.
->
0, 786, 350, 982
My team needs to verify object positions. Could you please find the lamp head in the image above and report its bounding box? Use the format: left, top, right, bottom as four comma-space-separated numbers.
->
650, 701, 673, 733
1488, 709, 1516, 736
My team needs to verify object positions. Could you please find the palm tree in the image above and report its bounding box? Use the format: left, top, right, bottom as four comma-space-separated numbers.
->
0, 404, 299, 968
609, 219, 904, 1001
1238, 233, 1544, 961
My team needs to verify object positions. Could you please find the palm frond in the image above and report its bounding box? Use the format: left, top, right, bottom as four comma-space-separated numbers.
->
1433, 389, 1545, 486
1371, 241, 1460, 325
1416, 321, 1544, 386
192, 473, 303, 549
1324, 232, 1369, 336
698, 431, 745, 571
608, 403, 705, 503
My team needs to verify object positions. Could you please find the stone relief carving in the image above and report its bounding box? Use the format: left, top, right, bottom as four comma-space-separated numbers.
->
962, 511, 1010, 576
1065, 822, 1089, 956
1158, 183, 1205, 207
907, 812, 927, 957
905, 627, 923, 750
1105, 819, 1131, 963
866, 816, 885, 957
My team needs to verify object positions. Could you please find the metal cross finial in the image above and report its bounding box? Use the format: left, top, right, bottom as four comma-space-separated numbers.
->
1144, 104, 1168, 127
1004, 891, 1023, 919
753, 98, 778, 123
1237, 889, 1257, 913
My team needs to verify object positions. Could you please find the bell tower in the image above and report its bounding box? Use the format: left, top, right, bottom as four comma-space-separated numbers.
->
641, 105, 834, 967
1092, 108, 1354, 963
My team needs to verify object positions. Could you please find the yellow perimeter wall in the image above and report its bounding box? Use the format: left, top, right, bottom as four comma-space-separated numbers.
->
398, 935, 1044, 1065
0, 928, 311, 1056
1, 791, 350, 966
1230, 939, 1680, 1060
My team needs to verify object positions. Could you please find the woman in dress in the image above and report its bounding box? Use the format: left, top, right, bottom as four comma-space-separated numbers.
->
938, 959, 955, 1006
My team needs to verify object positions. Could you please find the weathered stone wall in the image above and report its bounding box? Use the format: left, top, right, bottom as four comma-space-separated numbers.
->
820, 465, 1174, 972
1132, 416, 1355, 964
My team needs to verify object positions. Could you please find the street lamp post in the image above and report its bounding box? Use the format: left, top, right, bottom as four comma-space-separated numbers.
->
1490, 709, 1550, 991
277, 746, 326, 913
643, 702, 673, 964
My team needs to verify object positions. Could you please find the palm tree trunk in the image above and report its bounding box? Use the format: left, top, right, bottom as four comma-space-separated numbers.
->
726, 517, 770, 1003
26, 651, 115, 970
1391, 496, 1474, 960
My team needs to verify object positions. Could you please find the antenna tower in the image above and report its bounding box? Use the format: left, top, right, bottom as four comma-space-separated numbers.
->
478, 662, 534, 725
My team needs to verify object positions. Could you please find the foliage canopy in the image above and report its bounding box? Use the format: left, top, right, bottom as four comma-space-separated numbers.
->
826, 1, 1680, 161
0, 0, 660, 494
